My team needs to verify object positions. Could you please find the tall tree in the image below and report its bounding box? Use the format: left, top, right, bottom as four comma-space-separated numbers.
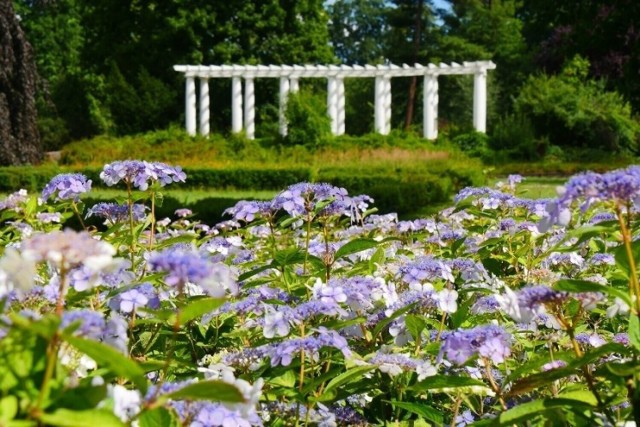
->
328, 0, 389, 64
16, 0, 335, 140
0, 0, 42, 164
439, 0, 528, 115
386, 0, 437, 129
520, 0, 640, 111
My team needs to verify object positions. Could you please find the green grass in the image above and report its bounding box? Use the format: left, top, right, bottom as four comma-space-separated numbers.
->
489, 176, 566, 199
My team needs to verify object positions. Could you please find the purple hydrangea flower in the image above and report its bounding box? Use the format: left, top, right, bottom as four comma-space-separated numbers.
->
0, 189, 29, 211
42, 173, 92, 202
100, 160, 186, 191
87, 203, 147, 224
224, 200, 273, 223
114, 289, 149, 313
440, 324, 511, 365
148, 247, 235, 296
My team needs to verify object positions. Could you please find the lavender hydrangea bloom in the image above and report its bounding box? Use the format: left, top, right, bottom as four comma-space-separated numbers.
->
148, 247, 235, 296
224, 200, 273, 223
496, 285, 568, 323
398, 256, 455, 285
87, 203, 147, 224
149, 248, 213, 288
268, 328, 351, 367
114, 289, 149, 313
22, 229, 116, 271
0, 189, 29, 211
271, 182, 360, 218
455, 410, 475, 427
100, 160, 186, 191
440, 324, 511, 365
36, 212, 62, 224
42, 173, 92, 202
538, 166, 640, 231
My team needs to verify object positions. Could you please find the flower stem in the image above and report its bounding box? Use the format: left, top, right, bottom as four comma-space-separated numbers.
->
616, 206, 640, 314
147, 191, 156, 251
71, 201, 87, 231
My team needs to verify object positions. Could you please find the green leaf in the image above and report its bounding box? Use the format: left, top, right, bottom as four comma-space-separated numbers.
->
238, 264, 274, 282
269, 370, 297, 388
491, 398, 595, 426
138, 407, 179, 427
372, 303, 416, 340
508, 343, 629, 396
387, 400, 443, 425
334, 238, 380, 260
38, 409, 125, 427
62, 335, 148, 394
405, 315, 427, 341
171, 297, 225, 324
554, 279, 632, 307
629, 314, 640, 351
0, 395, 18, 421
368, 247, 385, 273
410, 375, 487, 393
509, 367, 574, 396
321, 366, 376, 398
158, 380, 245, 404
273, 248, 306, 267
614, 240, 640, 279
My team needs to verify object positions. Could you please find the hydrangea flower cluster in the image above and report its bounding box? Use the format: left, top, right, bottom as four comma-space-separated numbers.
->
100, 160, 186, 190
42, 173, 92, 202
440, 324, 512, 365
86, 202, 147, 224
148, 247, 236, 296
1, 162, 640, 425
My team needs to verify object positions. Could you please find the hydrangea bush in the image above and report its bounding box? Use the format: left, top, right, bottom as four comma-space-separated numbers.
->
0, 162, 640, 426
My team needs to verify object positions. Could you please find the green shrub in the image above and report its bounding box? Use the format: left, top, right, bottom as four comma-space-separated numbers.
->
515, 56, 640, 155
284, 90, 332, 148
489, 113, 541, 160
451, 131, 491, 159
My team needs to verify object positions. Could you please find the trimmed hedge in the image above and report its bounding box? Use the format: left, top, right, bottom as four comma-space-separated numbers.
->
0, 161, 485, 218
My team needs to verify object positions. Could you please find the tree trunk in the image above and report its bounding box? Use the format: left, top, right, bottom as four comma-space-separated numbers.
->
0, 0, 42, 166
404, 0, 423, 130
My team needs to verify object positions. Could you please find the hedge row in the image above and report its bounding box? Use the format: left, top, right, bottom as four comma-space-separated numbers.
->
0, 162, 484, 219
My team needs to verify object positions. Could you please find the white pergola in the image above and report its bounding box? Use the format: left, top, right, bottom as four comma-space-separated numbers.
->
174, 61, 496, 140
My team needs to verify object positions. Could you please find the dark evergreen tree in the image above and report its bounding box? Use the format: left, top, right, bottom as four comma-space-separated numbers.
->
0, 0, 42, 165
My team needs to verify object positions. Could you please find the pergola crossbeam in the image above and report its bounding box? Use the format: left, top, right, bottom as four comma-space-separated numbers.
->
174, 61, 496, 139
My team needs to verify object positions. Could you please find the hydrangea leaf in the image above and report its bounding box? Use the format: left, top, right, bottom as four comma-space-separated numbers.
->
62, 335, 148, 394
387, 400, 444, 425
38, 409, 125, 427
157, 380, 245, 404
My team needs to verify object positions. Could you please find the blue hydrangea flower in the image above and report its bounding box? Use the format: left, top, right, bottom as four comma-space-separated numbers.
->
87, 202, 147, 224
440, 324, 511, 365
100, 160, 186, 191
42, 173, 92, 202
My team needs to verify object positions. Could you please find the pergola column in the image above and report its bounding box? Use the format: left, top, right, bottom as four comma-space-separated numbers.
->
423, 74, 438, 140
198, 77, 210, 137
383, 77, 391, 135
336, 77, 345, 135
185, 76, 197, 136
279, 77, 290, 136
327, 77, 338, 135
231, 77, 243, 133
374, 77, 384, 134
289, 77, 299, 93
473, 69, 487, 133
244, 77, 255, 139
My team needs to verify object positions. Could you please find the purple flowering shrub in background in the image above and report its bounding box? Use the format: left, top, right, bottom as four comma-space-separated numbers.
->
1, 164, 640, 426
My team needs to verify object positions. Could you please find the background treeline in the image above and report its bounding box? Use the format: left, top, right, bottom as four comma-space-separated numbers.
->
13, 0, 640, 161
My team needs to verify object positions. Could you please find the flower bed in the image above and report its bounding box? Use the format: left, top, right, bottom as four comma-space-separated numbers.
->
0, 162, 639, 426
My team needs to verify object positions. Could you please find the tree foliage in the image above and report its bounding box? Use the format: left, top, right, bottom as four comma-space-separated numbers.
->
11, 0, 640, 158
